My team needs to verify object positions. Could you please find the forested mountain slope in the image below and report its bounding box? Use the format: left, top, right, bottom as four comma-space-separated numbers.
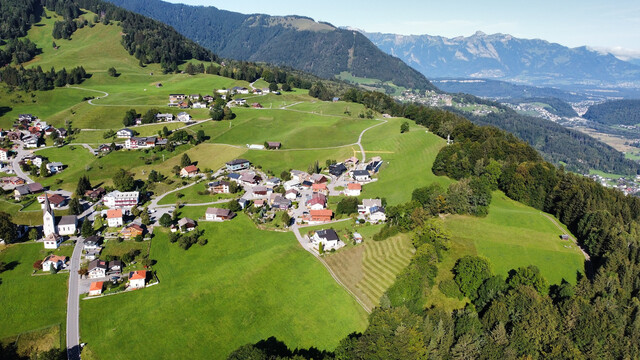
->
583, 99, 640, 126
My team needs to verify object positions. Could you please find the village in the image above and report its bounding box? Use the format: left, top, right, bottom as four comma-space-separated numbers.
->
0, 105, 389, 299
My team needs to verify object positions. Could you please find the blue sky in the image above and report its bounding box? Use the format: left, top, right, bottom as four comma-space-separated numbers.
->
165, 0, 640, 58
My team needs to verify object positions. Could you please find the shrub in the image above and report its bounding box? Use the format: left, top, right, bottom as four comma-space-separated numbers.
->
439, 279, 463, 300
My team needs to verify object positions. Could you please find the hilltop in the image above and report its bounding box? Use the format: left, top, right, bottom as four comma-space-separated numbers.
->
104, 0, 436, 93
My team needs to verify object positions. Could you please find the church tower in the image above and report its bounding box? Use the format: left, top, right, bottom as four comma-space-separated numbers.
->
42, 194, 56, 236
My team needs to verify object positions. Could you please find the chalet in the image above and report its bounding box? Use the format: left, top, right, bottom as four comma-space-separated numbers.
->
156, 113, 174, 122
31, 155, 45, 168
88, 259, 109, 279
310, 173, 327, 184
97, 144, 112, 153
1, 176, 26, 187
208, 180, 230, 194
266, 141, 281, 149
180, 165, 199, 178
345, 183, 362, 196
252, 186, 270, 198
15, 182, 43, 199
103, 191, 139, 209
109, 260, 123, 273
329, 163, 347, 177
177, 112, 191, 122
226, 159, 250, 171
358, 199, 382, 215
43, 233, 62, 249
307, 193, 327, 210
239, 172, 261, 185
312, 228, 339, 250
352, 170, 371, 182
120, 224, 144, 239
0, 149, 8, 161
57, 215, 77, 236
285, 189, 298, 201
128, 270, 147, 289
116, 128, 135, 138
23, 135, 39, 148
312, 183, 327, 194
85, 187, 106, 201
205, 207, 235, 221
13, 185, 30, 200
230, 98, 247, 106
44, 127, 56, 137
89, 281, 104, 296
46, 162, 65, 174
173, 217, 196, 232
42, 255, 68, 272
252, 89, 263, 95
203, 95, 214, 102
7, 131, 22, 141
106, 209, 124, 228
169, 94, 186, 102
231, 86, 250, 94
178, 101, 189, 108
56, 128, 67, 138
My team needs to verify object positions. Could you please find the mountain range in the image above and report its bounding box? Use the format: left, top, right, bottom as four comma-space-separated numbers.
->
362, 30, 640, 88
105, 0, 435, 91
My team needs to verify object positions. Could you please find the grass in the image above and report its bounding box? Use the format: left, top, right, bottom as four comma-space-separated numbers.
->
1, 325, 62, 359
100, 240, 150, 272
245, 146, 357, 176
80, 213, 368, 359
323, 233, 415, 310
588, 169, 627, 179
359, 118, 454, 205
157, 182, 238, 205
0, 243, 69, 342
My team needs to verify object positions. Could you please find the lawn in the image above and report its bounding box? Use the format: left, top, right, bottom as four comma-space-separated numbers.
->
80, 213, 368, 359
0, 243, 70, 344
359, 117, 454, 205
443, 191, 585, 286
244, 146, 357, 176
157, 181, 238, 205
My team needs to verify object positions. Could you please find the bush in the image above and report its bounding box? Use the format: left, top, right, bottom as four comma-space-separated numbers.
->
438, 279, 463, 300
373, 225, 400, 241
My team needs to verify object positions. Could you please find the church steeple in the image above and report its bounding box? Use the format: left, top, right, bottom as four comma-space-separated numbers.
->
42, 193, 56, 237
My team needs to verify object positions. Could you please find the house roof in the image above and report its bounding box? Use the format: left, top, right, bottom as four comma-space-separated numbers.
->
227, 173, 240, 180
48, 194, 66, 205
90, 281, 104, 291
44, 254, 68, 263
285, 189, 298, 195
182, 165, 198, 173
129, 270, 147, 280
44, 233, 61, 242
178, 217, 196, 227
347, 183, 362, 190
209, 180, 230, 187
310, 173, 326, 183
315, 228, 338, 240
312, 183, 327, 191
27, 182, 43, 192
58, 215, 76, 225
226, 159, 250, 166
106, 209, 123, 219
123, 224, 144, 233
84, 235, 102, 245
109, 260, 122, 268
89, 259, 108, 270
362, 199, 382, 208
206, 207, 232, 217
14, 185, 30, 195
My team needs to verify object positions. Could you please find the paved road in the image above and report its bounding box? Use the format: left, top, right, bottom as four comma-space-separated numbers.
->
10, 142, 35, 183
66, 237, 83, 360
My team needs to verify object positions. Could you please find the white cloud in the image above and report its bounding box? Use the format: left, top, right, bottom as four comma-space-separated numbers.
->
591, 46, 640, 61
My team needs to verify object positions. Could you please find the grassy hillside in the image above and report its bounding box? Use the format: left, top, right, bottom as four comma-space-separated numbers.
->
80, 214, 368, 360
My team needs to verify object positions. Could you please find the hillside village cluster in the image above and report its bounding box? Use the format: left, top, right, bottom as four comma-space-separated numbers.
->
0, 107, 388, 297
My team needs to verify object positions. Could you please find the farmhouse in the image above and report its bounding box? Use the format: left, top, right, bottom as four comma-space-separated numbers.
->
103, 191, 139, 209
208, 180, 230, 194
120, 224, 144, 239
226, 159, 250, 171
15, 182, 44, 200
205, 207, 235, 221
106, 209, 124, 228
128, 270, 147, 289
42, 255, 68, 272
312, 229, 340, 250
180, 165, 199, 178
345, 183, 362, 196
352, 170, 371, 182
89, 281, 104, 296
116, 128, 134, 138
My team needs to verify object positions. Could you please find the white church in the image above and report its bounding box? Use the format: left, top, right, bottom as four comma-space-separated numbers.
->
43, 194, 78, 249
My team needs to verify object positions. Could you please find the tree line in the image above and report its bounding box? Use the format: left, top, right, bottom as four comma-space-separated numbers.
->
0, 65, 89, 91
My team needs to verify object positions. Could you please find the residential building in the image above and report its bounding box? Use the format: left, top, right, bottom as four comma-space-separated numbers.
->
13, 185, 30, 200
0, 149, 8, 161
23, 135, 39, 148
83, 235, 103, 251
128, 270, 147, 289
43, 233, 62, 249
177, 112, 191, 122
192, 102, 207, 109
310, 173, 327, 184
290, 170, 309, 183
226, 159, 250, 171
116, 128, 134, 138
353, 232, 363, 244
310, 209, 333, 223
169, 94, 186, 102
352, 170, 371, 182
252, 186, 270, 198
42, 255, 68, 272
205, 207, 235, 221
103, 191, 139, 209
208, 180, 230, 194
239, 172, 261, 185
125, 136, 158, 149
312, 183, 327, 194
231, 86, 249, 94
344, 156, 359, 166
329, 163, 347, 177
269, 194, 291, 210
266, 141, 281, 149
189, 94, 200, 101
89, 281, 104, 296
265, 177, 281, 187
173, 217, 196, 232
307, 193, 327, 210
358, 199, 382, 215
285, 189, 298, 200
120, 224, 144, 239
156, 113, 174, 122
109, 260, 123, 273
85, 187, 105, 201
106, 209, 124, 228
180, 165, 199, 178
345, 183, 362, 196
46, 162, 64, 174
38, 193, 66, 209
312, 229, 339, 249
369, 207, 387, 223
88, 259, 109, 279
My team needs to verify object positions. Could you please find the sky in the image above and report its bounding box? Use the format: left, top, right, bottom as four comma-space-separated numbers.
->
165, 0, 640, 58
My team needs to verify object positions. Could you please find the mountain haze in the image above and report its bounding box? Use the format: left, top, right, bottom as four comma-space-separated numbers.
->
105, 0, 435, 91
363, 30, 640, 88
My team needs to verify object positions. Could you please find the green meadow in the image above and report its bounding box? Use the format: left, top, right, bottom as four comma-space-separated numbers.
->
80, 213, 368, 359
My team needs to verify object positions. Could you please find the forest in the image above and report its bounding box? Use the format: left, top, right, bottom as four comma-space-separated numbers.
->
230, 88, 640, 359
583, 99, 640, 126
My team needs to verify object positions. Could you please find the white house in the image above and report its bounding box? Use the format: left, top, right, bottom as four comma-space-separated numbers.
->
106, 209, 124, 228
358, 199, 382, 215
0, 149, 8, 161
125, 137, 157, 150
156, 113, 174, 122
128, 270, 147, 289
46, 162, 64, 174
352, 170, 371, 182
312, 229, 341, 251
208, 180, 230, 194
116, 128, 134, 138
192, 102, 207, 109
177, 112, 191, 122
345, 183, 361, 196
285, 189, 298, 201
88, 259, 108, 279
103, 191, 139, 209
57, 215, 77, 235
23, 135, 39, 148
43, 233, 62, 249
369, 207, 387, 223
205, 207, 235, 221
89, 281, 104, 296
42, 255, 68, 272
